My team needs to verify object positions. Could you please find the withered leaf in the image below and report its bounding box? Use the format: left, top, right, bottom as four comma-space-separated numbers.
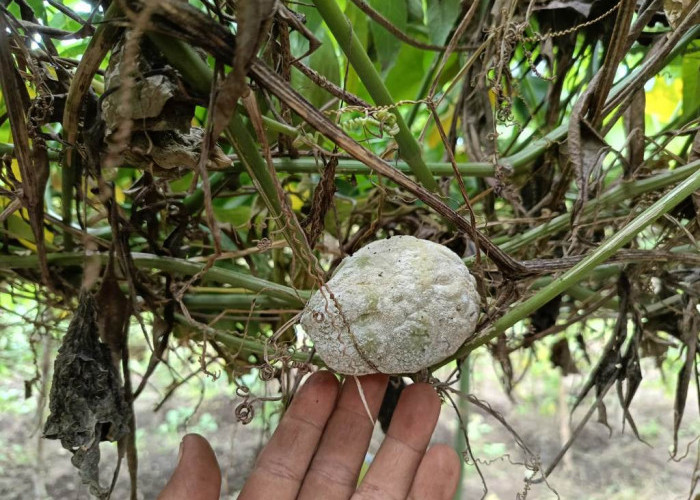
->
96, 255, 129, 368
0, 14, 51, 285
301, 155, 337, 248
569, 120, 610, 232
664, 0, 693, 29
102, 38, 194, 134
572, 273, 631, 428
616, 311, 646, 443
550, 338, 579, 376
44, 291, 129, 498
625, 89, 645, 176
211, 0, 277, 140
673, 297, 699, 456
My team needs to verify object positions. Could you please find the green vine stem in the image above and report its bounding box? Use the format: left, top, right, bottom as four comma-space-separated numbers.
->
266, 157, 496, 177
472, 159, 700, 260
445, 165, 700, 363
0, 252, 307, 306
173, 313, 319, 365
182, 293, 292, 310
312, 0, 439, 191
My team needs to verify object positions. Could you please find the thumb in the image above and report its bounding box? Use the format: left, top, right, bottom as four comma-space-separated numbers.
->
158, 433, 221, 500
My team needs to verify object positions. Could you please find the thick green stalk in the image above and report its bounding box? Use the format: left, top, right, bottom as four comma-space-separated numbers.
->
451, 166, 700, 359
269, 157, 494, 176
454, 357, 470, 500
182, 293, 289, 310
223, 116, 325, 278
487, 159, 700, 257
182, 171, 228, 213
502, 123, 567, 171
312, 0, 438, 191
224, 117, 282, 214
0, 252, 308, 305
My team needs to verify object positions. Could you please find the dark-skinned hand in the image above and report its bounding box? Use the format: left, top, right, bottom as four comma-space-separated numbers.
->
158, 372, 460, 500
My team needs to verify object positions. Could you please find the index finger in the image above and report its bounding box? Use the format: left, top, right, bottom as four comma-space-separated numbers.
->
239, 371, 339, 500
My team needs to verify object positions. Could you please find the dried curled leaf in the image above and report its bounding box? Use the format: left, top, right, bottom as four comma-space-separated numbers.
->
664, 0, 693, 29
43, 291, 129, 498
102, 38, 193, 134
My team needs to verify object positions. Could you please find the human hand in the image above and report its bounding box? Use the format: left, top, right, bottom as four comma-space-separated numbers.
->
158, 372, 460, 500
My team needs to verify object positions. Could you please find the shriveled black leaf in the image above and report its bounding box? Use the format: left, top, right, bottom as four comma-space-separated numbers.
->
527, 295, 563, 343
44, 291, 129, 499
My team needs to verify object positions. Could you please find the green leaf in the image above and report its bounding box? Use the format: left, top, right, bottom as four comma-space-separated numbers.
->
426, 0, 460, 45
345, 2, 369, 49
26, 0, 45, 20
214, 196, 253, 228
291, 29, 340, 109
384, 44, 431, 101
682, 42, 700, 117
406, 0, 424, 23
58, 41, 91, 59
368, 0, 407, 71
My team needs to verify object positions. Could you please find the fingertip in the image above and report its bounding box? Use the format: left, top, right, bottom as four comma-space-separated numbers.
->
300, 370, 341, 401
181, 433, 215, 455
425, 444, 461, 479
409, 444, 461, 500
357, 373, 390, 386
386, 383, 441, 442
338, 373, 389, 413
158, 433, 221, 500
403, 382, 441, 409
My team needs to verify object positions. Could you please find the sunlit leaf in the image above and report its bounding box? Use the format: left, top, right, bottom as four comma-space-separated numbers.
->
368, 0, 407, 71
645, 75, 682, 122
682, 43, 700, 117
426, 0, 460, 45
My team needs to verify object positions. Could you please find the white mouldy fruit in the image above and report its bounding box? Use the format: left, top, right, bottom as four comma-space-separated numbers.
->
300, 235, 481, 375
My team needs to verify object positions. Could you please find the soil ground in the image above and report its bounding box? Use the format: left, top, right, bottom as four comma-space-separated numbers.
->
0, 353, 697, 499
